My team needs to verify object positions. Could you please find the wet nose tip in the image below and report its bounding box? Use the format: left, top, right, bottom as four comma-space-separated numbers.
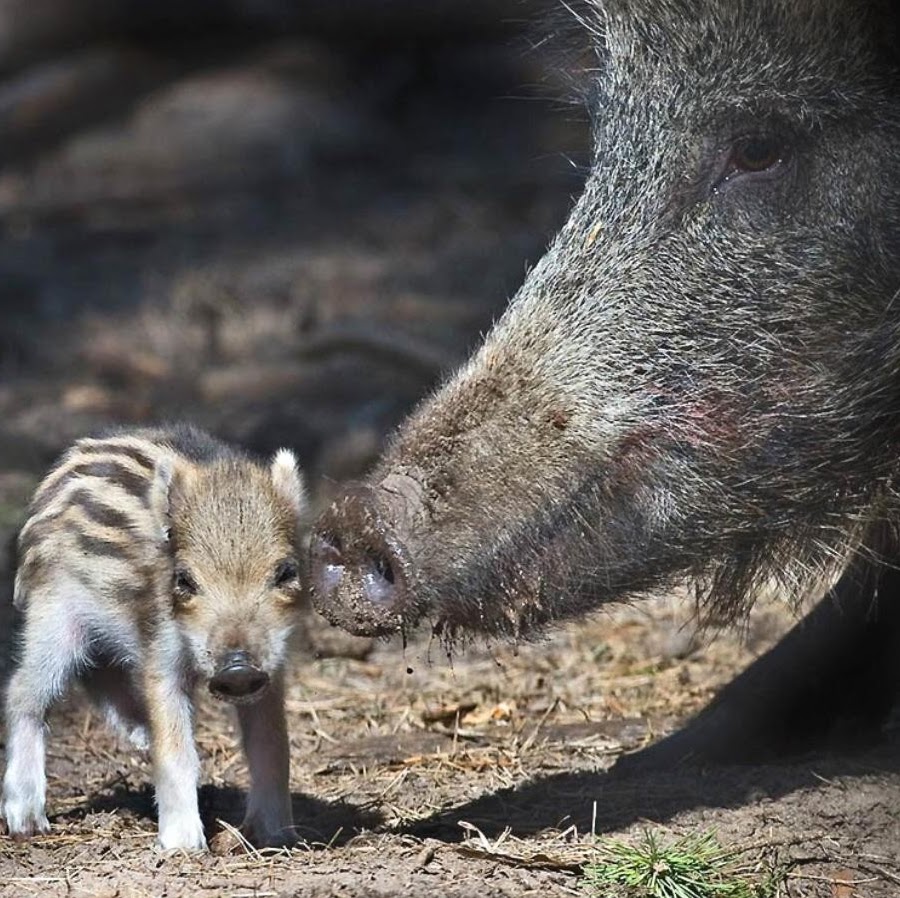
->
209, 652, 270, 701
311, 532, 397, 605
310, 484, 409, 635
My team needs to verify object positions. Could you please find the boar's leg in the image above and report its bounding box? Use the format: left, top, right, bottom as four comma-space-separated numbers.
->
236, 672, 295, 848
618, 547, 900, 769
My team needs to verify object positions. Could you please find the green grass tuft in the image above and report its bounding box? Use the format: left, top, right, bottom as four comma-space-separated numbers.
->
581, 830, 773, 898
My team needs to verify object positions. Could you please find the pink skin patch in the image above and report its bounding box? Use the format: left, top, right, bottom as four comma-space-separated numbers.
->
609, 390, 744, 481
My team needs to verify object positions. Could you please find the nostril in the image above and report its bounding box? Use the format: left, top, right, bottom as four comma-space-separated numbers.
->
363, 547, 397, 606
245, 670, 269, 695
372, 551, 394, 585
222, 650, 252, 668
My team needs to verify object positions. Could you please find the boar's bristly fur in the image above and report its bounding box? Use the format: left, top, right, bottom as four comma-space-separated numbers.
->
312, 0, 900, 643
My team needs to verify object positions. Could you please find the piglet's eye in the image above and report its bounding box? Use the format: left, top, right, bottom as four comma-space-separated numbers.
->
274, 559, 299, 587
173, 567, 198, 597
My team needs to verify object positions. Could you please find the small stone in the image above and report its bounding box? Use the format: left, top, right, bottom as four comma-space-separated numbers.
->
208, 827, 245, 856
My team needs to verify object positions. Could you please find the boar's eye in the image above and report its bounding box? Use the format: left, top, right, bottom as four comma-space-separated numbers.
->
274, 559, 299, 587
173, 566, 198, 599
731, 135, 786, 172
714, 133, 792, 190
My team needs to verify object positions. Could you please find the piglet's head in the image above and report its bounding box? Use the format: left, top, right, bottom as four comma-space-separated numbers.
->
151, 450, 307, 703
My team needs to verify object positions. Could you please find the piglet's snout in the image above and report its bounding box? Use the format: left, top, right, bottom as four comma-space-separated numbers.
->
208, 651, 269, 703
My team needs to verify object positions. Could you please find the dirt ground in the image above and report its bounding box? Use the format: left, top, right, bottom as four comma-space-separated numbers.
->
2, 599, 900, 897
1, 17, 900, 898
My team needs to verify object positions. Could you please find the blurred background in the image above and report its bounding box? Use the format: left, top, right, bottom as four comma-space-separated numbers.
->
0, 0, 589, 505
0, 0, 592, 659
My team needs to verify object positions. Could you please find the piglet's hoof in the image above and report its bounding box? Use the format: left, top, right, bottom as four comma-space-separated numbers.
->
0, 808, 51, 840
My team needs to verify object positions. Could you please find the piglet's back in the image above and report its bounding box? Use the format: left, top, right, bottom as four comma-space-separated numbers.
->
13, 425, 236, 611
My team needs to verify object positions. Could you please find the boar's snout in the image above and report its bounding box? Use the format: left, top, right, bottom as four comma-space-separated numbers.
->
310, 483, 412, 637
209, 651, 270, 703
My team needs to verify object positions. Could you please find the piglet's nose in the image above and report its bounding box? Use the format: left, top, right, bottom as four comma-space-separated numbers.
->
310, 484, 410, 636
209, 651, 269, 702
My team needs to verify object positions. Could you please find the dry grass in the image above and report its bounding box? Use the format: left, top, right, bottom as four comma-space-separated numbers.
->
0, 596, 783, 890
2, 591, 900, 896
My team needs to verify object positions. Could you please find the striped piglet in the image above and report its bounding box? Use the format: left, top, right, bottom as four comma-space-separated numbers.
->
1, 425, 307, 850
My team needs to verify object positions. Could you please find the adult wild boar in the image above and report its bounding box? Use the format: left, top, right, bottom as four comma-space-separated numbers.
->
311, 0, 900, 674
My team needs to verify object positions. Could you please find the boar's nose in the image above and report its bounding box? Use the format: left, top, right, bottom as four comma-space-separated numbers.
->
310, 483, 409, 637
209, 651, 269, 702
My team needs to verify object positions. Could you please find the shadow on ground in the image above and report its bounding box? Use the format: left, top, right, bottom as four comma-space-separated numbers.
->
401, 564, 900, 842
55, 783, 383, 847
404, 737, 900, 841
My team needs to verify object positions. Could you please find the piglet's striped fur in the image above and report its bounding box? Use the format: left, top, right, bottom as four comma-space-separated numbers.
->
2, 425, 307, 851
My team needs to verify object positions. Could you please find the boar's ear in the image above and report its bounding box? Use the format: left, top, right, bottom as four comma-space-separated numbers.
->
270, 448, 307, 517
148, 457, 181, 541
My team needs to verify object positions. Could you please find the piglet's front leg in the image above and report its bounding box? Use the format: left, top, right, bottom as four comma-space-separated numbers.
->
236, 673, 295, 847
143, 657, 206, 852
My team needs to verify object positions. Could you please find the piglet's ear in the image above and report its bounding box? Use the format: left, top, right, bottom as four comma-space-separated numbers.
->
270, 448, 307, 517
148, 457, 175, 541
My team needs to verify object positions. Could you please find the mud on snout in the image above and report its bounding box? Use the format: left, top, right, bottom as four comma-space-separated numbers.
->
310, 484, 419, 637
